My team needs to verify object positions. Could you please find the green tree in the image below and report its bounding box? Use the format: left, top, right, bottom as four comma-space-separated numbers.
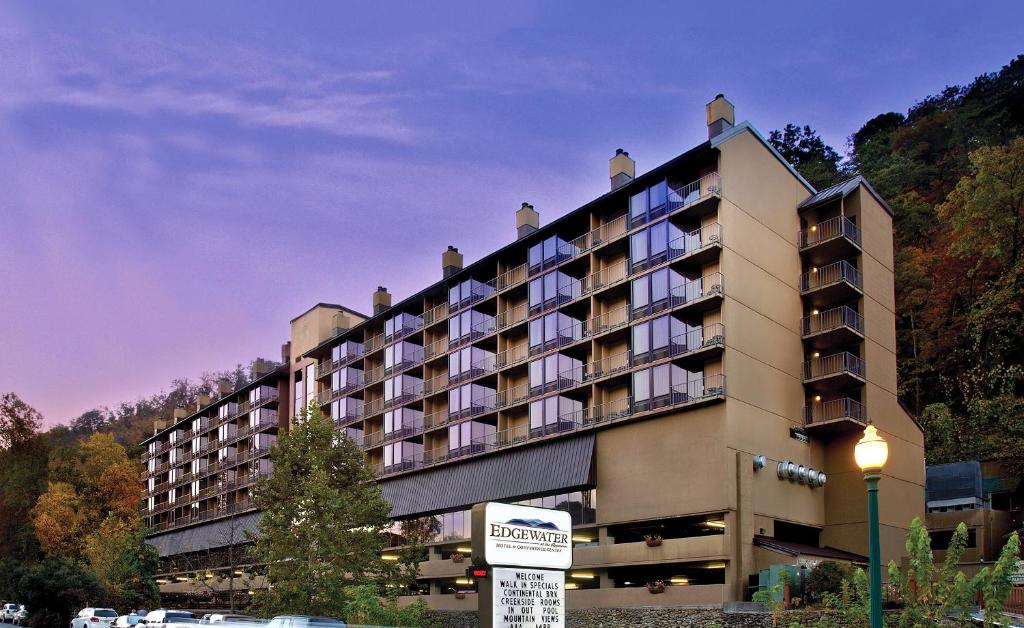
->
250, 403, 412, 617
0, 394, 48, 561
3, 558, 104, 628
768, 123, 845, 189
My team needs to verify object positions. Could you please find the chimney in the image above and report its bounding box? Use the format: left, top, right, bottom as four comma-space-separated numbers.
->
706, 94, 735, 139
609, 149, 635, 190
372, 286, 391, 315
153, 419, 167, 435
216, 379, 232, 397
173, 405, 187, 420
516, 202, 540, 239
442, 246, 464, 278
252, 358, 274, 377
196, 393, 211, 411
281, 341, 291, 364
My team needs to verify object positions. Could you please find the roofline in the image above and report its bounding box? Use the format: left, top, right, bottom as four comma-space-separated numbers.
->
289, 302, 369, 324
856, 176, 895, 217
711, 121, 817, 194
300, 139, 717, 359
139, 364, 287, 447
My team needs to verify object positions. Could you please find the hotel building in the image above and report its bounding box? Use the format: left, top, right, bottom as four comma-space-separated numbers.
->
144, 95, 925, 608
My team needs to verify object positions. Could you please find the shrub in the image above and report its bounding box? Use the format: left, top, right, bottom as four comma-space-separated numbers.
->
804, 561, 853, 601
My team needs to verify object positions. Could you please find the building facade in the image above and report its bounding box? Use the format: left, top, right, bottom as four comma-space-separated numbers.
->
144, 95, 925, 609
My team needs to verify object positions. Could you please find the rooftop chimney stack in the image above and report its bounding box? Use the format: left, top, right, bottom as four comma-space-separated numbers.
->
216, 379, 232, 397
609, 148, 635, 190
442, 246, 464, 278
372, 286, 391, 315
173, 405, 187, 420
706, 94, 735, 139
195, 393, 211, 411
516, 202, 540, 239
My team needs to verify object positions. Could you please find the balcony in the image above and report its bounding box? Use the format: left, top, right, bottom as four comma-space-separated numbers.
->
804, 397, 867, 436
377, 375, 726, 478
802, 351, 866, 392
666, 172, 721, 218
382, 418, 425, 444
800, 305, 864, 350
799, 216, 862, 265
316, 346, 364, 380
800, 260, 863, 307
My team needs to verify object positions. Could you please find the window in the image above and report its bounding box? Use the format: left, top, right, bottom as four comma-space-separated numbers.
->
528, 353, 582, 394
384, 374, 422, 403
630, 220, 686, 272
385, 341, 424, 372
449, 346, 495, 383
384, 408, 423, 435
529, 395, 582, 436
385, 312, 423, 339
448, 279, 496, 310
632, 364, 701, 411
449, 310, 495, 345
528, 270, 581, 314
529, 312, 582, 354
513, 489, 597, 526
448, 420, 496, 454
630, 268, 685, 317
528, 235, 577, 275
332, 367, 364, 393
448, 384, 496, 419
629, 179, 669, 228
294, 370, 304, 418
305, 364, 316, 408
329, 397, 362, 422
332, 340, 363, 363
384, 440, 423, 471
631, 315, 690, 364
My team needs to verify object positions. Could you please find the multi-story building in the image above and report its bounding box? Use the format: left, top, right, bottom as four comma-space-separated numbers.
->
145, 95, 925, 609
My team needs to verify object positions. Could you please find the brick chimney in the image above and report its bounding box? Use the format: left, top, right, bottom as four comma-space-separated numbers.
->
516, 202, 539, 239
609, 148, 635, 190
195, 393, 211, 411
706, 94, 735, 139
442, 246, 464, 278
372, 286, 391, 315
216, 379, 232, 397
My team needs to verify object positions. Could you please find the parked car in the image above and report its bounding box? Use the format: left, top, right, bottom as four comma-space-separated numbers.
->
207, 615, 260, 624
139, 609, 196, 626
114, 614, 144, 627
13, 606, 28, 625
71, 608, 119, 628
267, 617, 346, 628
1, 604, 20, 622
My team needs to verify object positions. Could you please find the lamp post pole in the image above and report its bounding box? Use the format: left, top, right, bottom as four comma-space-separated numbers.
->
865, 471, 883, 628
855, 423, 888, 628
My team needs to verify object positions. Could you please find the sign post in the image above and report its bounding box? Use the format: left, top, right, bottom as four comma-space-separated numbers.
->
471, 502, 573, 628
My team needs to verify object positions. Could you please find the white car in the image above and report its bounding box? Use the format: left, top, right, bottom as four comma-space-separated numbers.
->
13, 606, 28, 625
71, 608, 118, 628
114, 615, 144, 627
1, 604, 20, 622
140, 609, 196, 626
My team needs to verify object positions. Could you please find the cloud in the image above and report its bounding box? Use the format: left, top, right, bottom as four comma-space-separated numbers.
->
0, 27, 416, 143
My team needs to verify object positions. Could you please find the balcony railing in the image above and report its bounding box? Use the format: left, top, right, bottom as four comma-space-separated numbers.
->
667, 173, 721, 213
799, 216, 862, 250
800, 306, 864, 338
800, 260, 863, 294
382, 418, 425, 444
496, 263, 529, 292
804, 397, 866, 426
316, 347, 365, 379
381, 375, 726, 476
802, 351, 866, 382
423, 301, 450, 327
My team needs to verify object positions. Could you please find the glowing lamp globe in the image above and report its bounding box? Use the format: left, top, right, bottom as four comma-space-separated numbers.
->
854, 424, 888, 473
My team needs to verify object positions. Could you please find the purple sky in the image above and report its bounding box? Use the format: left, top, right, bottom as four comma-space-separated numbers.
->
1, 1, 1021, 427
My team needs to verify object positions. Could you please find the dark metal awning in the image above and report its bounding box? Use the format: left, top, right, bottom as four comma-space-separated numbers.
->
147, 512, 261, 558
380, 434, 596, 519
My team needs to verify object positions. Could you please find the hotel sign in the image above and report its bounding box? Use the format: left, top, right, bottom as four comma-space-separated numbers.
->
472, 502, 573, 570
490, 567, 564, 628
472, 502, 572, 628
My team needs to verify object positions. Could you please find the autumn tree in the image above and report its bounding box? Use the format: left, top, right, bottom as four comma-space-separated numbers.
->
250, 403, 414, 617
0, 393, 49, 560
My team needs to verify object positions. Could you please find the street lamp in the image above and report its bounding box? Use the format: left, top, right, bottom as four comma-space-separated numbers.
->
855, 423, 888, 628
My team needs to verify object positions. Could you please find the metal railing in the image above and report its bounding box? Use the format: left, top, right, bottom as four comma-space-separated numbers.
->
496, 263, 529, 292
800, 306, 864, 337
799, 215, 862, 249
803, 397, 866, 425
379, 374, 726, 476
802, 351, 866, 381
316, 346, 365, 379
800, 260, 863, 293
667, 173, 722, 213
